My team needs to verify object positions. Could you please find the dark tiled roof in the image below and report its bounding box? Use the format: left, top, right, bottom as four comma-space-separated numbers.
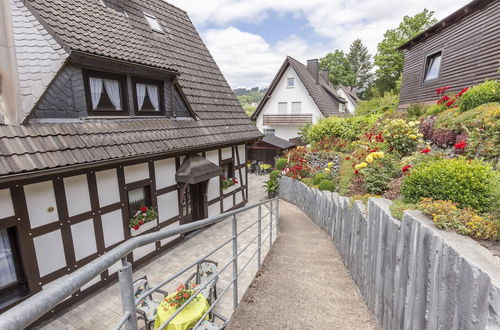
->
252, 56, 345, 120
338, 85, 361, 105
260, 134, 295, 150
0, 0, 261, 176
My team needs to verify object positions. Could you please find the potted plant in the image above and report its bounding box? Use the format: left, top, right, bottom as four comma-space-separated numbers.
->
129, 206, 158, 235
263, 178, 279, 198
222, 177, 238, 191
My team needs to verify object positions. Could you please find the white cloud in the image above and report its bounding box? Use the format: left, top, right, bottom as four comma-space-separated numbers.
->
168, 0, 471, 87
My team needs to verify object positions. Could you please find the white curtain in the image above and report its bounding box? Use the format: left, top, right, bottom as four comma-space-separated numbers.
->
136, 83, 147, 110
104, 79, 122, 110
146, 85, 160, 111
0, 229, 17, 287
89, 77, 103, 110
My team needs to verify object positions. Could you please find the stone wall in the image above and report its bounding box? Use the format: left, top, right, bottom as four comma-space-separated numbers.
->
279, 177, 500, 330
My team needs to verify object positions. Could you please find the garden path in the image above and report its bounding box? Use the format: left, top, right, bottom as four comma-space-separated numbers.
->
226, 199, 379, 330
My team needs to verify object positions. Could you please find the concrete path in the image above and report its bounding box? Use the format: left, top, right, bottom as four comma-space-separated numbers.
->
227, 200, 379, 330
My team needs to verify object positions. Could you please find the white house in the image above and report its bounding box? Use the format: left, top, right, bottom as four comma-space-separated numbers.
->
252, 57, 347, 142
337, 85, 360, 114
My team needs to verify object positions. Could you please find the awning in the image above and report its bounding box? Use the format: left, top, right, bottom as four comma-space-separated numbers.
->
175, 155, 223, 184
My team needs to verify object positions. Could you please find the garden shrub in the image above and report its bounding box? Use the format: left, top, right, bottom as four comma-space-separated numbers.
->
362, 155, 399, 195
389, 199, 417, 221
312, 172, 330, 185
405, 103, 428, 119
459, 80, 500, 112
402, 157, 498, 212
356, 91, 399, 116
349, 194, 380, 207
269, 170, 281, 181
306, 114, 380, 143
382, 119, 423, 156
425, 104, 447, 116
318, 180, 335, 192
275, 158, 287, 170
418, 198, 499, 241
301, 177, 313, 187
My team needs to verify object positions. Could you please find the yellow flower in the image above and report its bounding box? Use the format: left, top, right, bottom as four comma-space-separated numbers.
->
359, 162, 367, 169
365, 155, 374, 163
327, 162, 334, 168
324, 167, 331, 174
409, 135, 417, 140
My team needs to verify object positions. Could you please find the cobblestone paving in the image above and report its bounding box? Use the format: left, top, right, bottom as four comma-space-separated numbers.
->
38, 174, 276, 329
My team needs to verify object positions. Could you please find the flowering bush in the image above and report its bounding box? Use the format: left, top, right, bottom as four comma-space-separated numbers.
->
361, 155, 399, 195
129, 206, 157, 230
164, 284, 199, 309
402, 157, 498, 212
382, 119, 423, 156
418, 198, 499, 241
222, 177, 238, 190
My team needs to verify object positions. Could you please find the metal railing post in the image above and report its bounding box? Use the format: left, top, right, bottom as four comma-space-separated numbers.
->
232, 214, 238, 310
257, 205, 262, 266
118, 258, 138, 330
270, 200, 273, 247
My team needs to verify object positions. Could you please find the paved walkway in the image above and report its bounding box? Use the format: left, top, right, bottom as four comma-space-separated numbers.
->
227, 200, 379, 330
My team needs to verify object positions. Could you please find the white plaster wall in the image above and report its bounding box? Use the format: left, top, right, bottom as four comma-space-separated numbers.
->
223, 196, 233, 212
154, 158, 176, 189
160, 221, 180, 246
0, 188, 15, 219
207, 177, 220, 201
71, 219, 97, 261
64, 175, 91, 217
95, 169, 120, 207
256, 65, 324, 141
24, 180, 59, 229
237, 145, 246, 164
124, 163, 149, 184
221, 147, 232, 160
133, 242, 156, 261
33, 229, 66, 277
337, 88, 356, 114
101, 209, 124, 248
157, 191, 179, 223
208, 202, 220, 218
205, 149, 219, 165
235, 191, 243, 205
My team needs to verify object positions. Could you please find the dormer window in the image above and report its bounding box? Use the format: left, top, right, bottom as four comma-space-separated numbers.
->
132, 78, 164, 115
83, 71, 128, 116
144, 13, 163, 32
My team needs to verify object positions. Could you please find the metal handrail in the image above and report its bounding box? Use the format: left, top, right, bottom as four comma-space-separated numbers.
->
0, 198, 279, 330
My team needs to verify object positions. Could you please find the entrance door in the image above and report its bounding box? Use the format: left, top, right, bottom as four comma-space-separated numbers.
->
180, 180, 208, 226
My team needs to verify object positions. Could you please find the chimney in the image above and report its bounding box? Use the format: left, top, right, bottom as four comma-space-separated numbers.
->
307, 59, 319, 83
320, 70, 330, 85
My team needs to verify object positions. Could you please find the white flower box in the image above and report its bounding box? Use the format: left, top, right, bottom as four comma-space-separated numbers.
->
130, 219, 158, 236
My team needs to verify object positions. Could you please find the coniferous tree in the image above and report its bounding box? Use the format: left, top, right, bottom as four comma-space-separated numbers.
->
347, 39, 373, 99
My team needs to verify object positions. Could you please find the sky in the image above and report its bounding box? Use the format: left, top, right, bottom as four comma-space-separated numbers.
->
167, 0, 471, 89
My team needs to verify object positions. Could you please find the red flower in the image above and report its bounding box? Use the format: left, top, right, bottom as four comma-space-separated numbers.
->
436, 86, 451, 95
354, 170, 359, 175
402, 165, 412, 173
420, 148, 431, 154
233, 178, 238, 184
175, 295, 180, 300
437, 95, 450, 104
457, 87, 469, 97
170, 303, 175, 307
140, 206, 148, 213
454, 140, 467, 150
183, 293, 189, 298
133, 225, 140, 230
345, 156, 351, 160
446, 99, 455, 107
139, 220, 144, 225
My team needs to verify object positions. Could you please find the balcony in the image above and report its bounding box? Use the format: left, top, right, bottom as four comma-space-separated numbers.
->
262, 114, 312, 126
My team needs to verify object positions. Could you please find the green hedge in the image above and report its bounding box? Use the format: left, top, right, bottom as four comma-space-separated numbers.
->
318, 180, 336, 192
401, 157, 498, 212
275, 158, 287, 170
459, 80, 500, 112
306, 114, 380, 143
312, 173, 330, 185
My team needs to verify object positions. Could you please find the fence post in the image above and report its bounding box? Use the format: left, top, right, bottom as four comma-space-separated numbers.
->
232, 214, 238, 310
269, 200, 273, 248
118, 258, 138, 330
257, 205, 262, 267
276, 198, 280, 232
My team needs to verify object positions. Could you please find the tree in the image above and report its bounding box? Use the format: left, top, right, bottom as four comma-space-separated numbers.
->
374, 9, 437, 94
347, 39, 373, 99
319, 50, 356, 88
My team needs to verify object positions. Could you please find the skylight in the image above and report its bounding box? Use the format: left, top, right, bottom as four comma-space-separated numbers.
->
144, 13, 163, 32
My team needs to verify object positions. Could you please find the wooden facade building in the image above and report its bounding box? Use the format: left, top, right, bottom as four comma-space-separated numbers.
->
398, 0, 500, 108
0, 0, 261, 316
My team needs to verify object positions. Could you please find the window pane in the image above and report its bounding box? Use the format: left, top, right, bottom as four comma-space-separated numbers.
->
264, 129, 275, 135
0, 229, 18, 288
291, 102, 302, 114
278, 102, 287, 114
424, 53, 442, 81
287, 77, 294, 87
128, 187, 151, 216
144, 14, 163, 32
137, 83, 160, 112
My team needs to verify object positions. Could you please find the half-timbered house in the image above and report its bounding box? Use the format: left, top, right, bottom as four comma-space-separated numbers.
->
0, 0, 261, 313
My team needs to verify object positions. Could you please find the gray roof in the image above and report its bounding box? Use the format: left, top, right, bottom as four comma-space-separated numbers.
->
0, 0, 261, 176
338, 85, 361, 106
252, 56, 346, 121
260, 134, 295, 149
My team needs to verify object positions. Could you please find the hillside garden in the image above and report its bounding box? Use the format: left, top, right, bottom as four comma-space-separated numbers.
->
266, 80, 500, 242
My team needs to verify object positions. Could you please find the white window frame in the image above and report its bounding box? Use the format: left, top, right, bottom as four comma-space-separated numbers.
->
144, 13, 163, 33
278, 102, 287, 114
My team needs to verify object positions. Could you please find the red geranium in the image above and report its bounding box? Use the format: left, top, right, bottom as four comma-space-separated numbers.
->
140, 206, 148, 213
420, 148, 431, 154
437, 95, 450, 104
454, 140, 467, 150
446, 99, 455, 107
354, 170, 359, 175
133, 225, 140, 230
457, 87, 469, 97
345, 156, 351, 160
435, 86, 451, 95
402, 165, 412, 173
